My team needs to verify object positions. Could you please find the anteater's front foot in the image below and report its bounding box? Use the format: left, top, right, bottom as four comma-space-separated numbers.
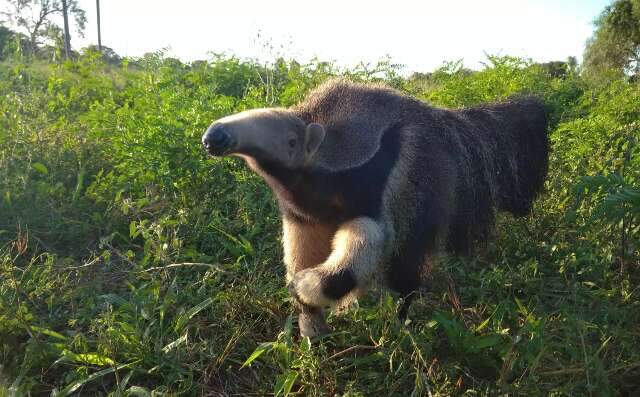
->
288, 268, 332, 308
288, 280, 331, 337
298, 308, 330, 338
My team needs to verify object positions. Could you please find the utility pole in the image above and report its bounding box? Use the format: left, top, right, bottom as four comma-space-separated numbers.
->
96, 0, 102, 51
61, 0, 71, 58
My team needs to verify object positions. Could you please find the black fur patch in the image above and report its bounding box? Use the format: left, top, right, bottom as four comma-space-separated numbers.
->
255, 123, 403, 223
321, 269, 357, 300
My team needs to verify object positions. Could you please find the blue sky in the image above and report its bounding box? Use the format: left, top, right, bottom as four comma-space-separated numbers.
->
4, 0, 612, 72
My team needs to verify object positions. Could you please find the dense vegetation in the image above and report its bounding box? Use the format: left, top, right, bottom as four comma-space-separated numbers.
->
584, 0, 640, 80
0, 42, 639, 396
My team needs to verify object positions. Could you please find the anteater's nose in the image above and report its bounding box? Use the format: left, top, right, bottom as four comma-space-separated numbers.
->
202, 124, 231, 154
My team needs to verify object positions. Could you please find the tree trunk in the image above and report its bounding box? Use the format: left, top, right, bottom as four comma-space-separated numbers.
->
61, 0, 71, 58
96, 0, 102, 51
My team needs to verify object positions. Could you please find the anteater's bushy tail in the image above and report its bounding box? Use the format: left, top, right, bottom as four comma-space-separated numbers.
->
492, 96, 549, 216
446, 96, 549, 254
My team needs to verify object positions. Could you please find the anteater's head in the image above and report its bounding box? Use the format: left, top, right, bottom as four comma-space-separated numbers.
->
202, 108, 326, 169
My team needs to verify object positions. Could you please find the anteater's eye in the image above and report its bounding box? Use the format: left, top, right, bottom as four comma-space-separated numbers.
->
288, 138, 297, 148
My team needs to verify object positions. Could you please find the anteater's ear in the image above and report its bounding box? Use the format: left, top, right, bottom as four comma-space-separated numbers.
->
304, 123, 326, 160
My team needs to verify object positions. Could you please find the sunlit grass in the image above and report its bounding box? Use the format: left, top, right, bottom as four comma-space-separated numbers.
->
0, 52, 638, 396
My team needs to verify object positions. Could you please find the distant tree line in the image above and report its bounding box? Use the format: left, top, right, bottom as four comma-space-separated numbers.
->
0, 0, 85, 59
1, 0, 639, 83
584, 0, 640, 81
0, 21, 121, 64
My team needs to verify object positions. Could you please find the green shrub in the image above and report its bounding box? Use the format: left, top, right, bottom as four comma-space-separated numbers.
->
1, 52, 639, 396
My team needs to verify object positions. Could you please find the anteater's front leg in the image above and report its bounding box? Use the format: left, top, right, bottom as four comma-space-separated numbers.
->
289, 217, 385, 310
283, 218, 336, 337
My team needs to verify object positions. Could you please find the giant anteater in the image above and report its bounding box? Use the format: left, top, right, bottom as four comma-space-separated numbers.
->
202, 79, 549, 337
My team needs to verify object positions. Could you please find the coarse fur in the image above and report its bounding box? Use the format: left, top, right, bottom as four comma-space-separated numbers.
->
202, 79, 549, 337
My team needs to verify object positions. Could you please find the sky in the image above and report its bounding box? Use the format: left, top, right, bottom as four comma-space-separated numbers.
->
3, 0, 612, 73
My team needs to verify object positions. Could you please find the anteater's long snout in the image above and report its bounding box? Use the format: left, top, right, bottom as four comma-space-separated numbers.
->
202, 123, 235, 156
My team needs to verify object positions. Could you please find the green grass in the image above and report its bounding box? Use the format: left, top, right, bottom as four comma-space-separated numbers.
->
0, 52, 639, 396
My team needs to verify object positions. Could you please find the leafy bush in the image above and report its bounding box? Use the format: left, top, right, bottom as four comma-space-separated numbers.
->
0, 51, 639, 396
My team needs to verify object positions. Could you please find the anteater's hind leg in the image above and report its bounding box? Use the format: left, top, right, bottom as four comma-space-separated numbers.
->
398, 292, 417, 320
389, 271, 420, 321
388, 248, 435, 321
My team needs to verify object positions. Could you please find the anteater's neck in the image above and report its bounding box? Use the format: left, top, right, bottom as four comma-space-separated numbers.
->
242, 126, 402, 223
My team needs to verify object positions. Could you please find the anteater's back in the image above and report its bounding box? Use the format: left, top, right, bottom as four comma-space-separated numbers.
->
294, 80, 549, 253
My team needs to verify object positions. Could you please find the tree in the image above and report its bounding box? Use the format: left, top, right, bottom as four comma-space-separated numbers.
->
540, 61, 570, 78
61, 0, 70, 58
0, 25, 14, 58
583, 0, 640, 80
82, 44, 121, 65
1, 0, 86, 58
96, 0, 101, 51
